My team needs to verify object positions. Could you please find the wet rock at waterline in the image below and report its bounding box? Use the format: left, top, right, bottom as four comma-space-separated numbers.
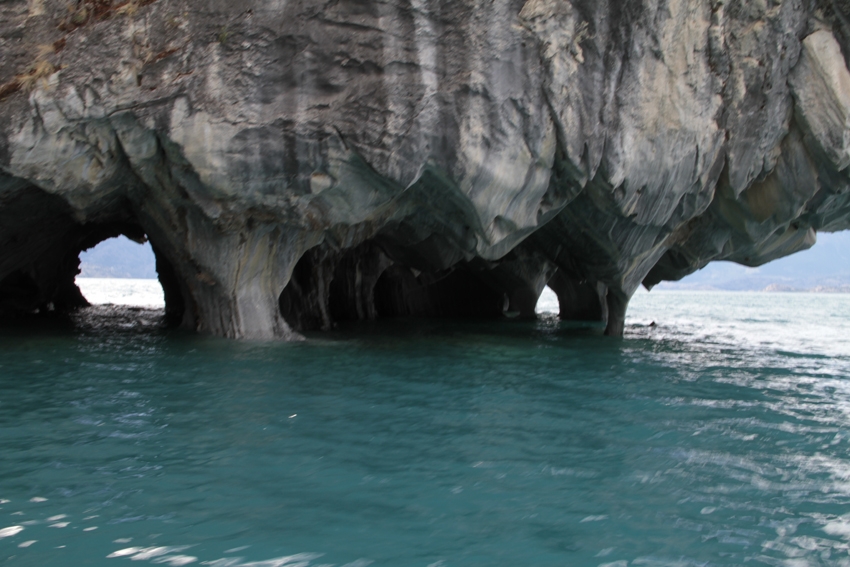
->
1, 0, 849, 339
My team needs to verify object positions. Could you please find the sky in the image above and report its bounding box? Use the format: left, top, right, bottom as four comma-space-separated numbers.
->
655, 230, 850, 290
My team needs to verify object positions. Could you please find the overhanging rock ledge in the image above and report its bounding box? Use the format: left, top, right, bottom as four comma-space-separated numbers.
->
1, 0, 849, 339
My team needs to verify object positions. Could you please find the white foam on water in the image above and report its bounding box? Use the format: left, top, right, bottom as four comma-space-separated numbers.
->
823, 518, 850, 539
201, 559, 243, 567
236, 552, 324, 567
129, 547, 173, 560
114, 552, 330, 567
152, 556, 198, 566
108, 547, 142, 558
0, 526, 23, 538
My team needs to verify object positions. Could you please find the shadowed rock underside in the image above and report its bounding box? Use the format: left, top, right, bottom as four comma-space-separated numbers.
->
1, 0, 849, 339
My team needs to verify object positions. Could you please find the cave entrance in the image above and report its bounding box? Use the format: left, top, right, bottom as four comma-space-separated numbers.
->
373, 265, 507, 320
278, 243, 511, 333
535, 285, 559, 315
0, 184, 187, 327
75, 236, 165, 308
534, 273, 609, 326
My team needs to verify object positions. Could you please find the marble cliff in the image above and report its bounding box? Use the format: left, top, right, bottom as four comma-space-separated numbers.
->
1, 0, 850, 339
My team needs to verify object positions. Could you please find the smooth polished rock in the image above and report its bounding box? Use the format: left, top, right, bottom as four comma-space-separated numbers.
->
0, 0, 849, 338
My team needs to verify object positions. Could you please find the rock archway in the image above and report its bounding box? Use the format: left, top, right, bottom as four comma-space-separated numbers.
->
2, 0, 850, 339
0, 178, 190, 327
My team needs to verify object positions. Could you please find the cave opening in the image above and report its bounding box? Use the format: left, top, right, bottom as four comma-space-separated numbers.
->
75, 235, 164, 308
0, 181, 193, 330
73, 229, 189, 329
276, 240, 641, 335
279, 241, 517, 333
372, 265, 507, 320
535, 285, 559, 315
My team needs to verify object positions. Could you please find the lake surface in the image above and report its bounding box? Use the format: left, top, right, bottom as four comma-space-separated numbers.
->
76, 278, 165, 308
1, 285, 849, 566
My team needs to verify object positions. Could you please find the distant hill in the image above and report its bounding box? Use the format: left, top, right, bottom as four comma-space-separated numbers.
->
655, 231, 850, 291
79, 236, 158, 279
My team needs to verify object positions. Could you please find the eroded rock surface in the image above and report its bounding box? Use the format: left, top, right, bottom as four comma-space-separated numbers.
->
1, 0, 849, 338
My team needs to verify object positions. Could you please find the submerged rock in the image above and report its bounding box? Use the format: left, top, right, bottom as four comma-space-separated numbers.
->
0, 0, 849, 338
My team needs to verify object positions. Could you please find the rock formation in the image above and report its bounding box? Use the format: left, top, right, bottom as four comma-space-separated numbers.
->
1, 0, 849, 339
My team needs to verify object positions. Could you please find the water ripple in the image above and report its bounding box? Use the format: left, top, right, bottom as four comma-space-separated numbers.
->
0, 291, 847, 565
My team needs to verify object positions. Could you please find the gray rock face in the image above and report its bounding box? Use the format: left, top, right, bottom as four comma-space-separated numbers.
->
0, 0, 849, 338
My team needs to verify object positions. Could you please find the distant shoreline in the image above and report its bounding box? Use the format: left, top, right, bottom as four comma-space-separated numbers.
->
651, 285, 850, 293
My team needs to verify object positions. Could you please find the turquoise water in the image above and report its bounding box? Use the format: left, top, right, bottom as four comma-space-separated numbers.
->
1, 292, 850, 566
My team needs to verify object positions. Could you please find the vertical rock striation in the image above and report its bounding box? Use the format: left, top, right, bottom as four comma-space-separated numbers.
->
0, 0, 849, 338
